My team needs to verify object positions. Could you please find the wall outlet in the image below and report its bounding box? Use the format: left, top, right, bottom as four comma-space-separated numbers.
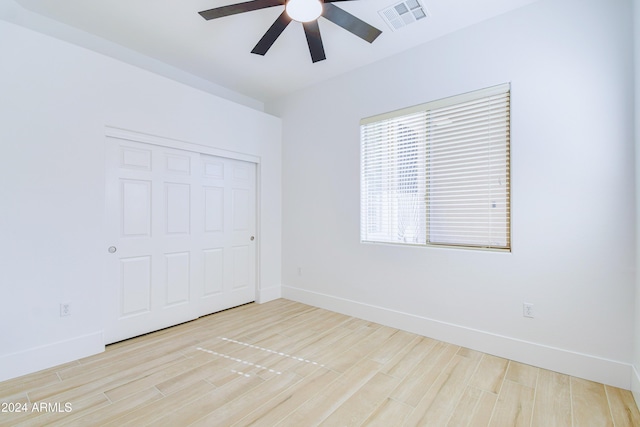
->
523, 302, 534, 318
60, 303, 71, 317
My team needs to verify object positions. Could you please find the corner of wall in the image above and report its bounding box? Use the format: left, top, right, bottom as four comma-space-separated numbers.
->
257, 285, 282, 304
634, 0, 640, 409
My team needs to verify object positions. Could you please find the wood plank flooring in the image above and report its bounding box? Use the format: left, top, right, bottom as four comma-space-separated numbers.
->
0, 299, 638, 426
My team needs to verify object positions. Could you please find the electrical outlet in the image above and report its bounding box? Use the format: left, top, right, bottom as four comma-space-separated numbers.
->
523, 303, 534, 318
60, 303, 71, 317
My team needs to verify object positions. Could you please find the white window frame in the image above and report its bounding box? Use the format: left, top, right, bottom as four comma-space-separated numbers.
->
360, 84, 511, 251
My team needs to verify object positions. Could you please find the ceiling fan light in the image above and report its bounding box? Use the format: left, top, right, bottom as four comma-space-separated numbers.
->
286, 0, 323, 22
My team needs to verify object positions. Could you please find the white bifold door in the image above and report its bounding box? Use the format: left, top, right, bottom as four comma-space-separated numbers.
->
105, 138, 256, 344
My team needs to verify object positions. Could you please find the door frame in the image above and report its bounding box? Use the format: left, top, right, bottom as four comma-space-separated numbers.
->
103, 125, 263, 326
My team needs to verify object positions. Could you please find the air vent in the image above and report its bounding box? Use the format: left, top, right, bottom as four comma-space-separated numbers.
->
379, 0, 429, 31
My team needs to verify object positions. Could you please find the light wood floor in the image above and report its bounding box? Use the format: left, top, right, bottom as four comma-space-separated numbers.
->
1, 299, 639, 426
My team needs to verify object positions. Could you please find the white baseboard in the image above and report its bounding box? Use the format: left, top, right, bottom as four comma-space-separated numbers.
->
257, 285, 281, 304
282, 286, 632, 390
632, 365, 640, 408
0, 332, 104, 383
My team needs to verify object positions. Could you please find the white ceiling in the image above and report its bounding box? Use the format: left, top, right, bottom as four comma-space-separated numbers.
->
9, 0, 540, 103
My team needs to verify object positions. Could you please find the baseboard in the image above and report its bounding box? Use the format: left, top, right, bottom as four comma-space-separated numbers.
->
0, 332, 104, 383
257, 285, 281, 304
633, 365, 640, 408
282, 286, 632, 390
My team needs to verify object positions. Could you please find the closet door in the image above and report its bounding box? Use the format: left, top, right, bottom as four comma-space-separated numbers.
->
104, 138, 256, 344
197, 154, 256, 317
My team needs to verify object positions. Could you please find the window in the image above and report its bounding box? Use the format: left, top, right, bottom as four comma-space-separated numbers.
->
360, 84, 511, 250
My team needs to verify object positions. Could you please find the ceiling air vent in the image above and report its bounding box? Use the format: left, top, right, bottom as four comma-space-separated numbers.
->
379, 0, 429, 31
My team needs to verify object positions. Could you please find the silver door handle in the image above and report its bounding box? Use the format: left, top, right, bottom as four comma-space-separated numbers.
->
250, 236, 255, 241
108, 246, 117, 253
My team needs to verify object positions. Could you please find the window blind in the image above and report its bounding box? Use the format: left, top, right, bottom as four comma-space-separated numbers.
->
360, 84, 511, 250
361, 111, 428, 245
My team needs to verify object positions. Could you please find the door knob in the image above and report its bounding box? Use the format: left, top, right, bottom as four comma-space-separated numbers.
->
250, 236, 255, 241
108, 246, 117, 253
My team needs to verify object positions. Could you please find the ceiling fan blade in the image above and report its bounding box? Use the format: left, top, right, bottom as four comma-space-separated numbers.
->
303, 20, 326, 63
251, 11, 292, 55
322, 3, 382, 43
199, 0, 283, 20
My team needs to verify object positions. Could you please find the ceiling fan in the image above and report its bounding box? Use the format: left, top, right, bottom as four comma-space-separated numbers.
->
198, 0, 383, 63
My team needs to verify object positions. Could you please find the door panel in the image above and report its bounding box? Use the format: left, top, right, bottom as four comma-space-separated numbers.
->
165, 183, 191, 235
165, 153, 191, 175
203, 249, 224, 296
203, 159, 224, 179
232, 245, 250, 289
121, 146, 152, 170
105, 138, 256, 343
232, 189, 250, 231
121, 180, 151, 237
204, 187, 224, 232
165, 252, 190, 307
120, 256, 151, 317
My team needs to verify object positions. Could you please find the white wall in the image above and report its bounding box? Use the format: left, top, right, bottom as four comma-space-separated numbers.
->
0, 19, 281, 381
268, 0, 636, 388
0, 1, 264, 111
634, 0, 640, 404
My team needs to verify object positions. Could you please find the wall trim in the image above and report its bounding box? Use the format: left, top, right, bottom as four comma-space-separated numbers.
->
0, 332, 104, 383
105, 126, 260, 164
632, 365, 640, 408
282, 285, 632, 390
